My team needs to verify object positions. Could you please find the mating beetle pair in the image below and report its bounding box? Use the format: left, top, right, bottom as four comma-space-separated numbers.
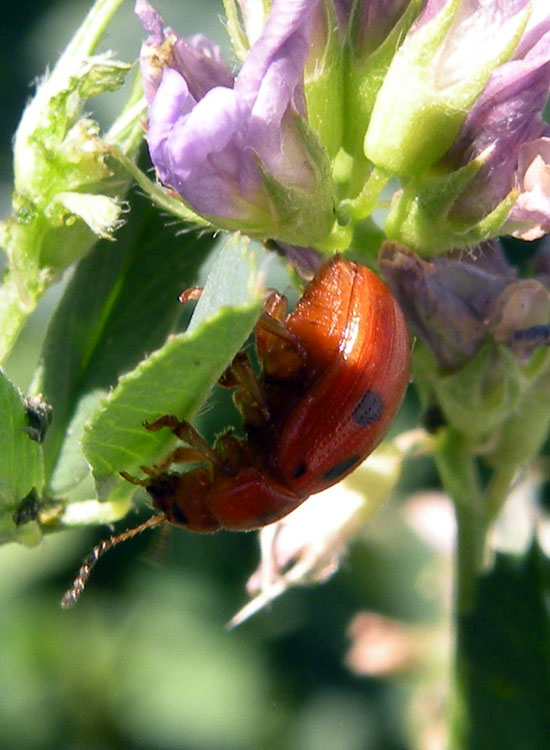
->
62, 256, 410, 607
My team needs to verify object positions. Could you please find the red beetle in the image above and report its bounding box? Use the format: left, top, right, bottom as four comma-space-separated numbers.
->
62, 255, 410, 607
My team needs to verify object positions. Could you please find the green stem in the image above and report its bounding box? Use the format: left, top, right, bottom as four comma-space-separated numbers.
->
434, 428, 487, 614
0, 271, 38, 363
0, 213, 48, 363
341, 166, 390, 223
106, 72, 147, 158
317, 220, 353, 252
435, 428, 490, 748
2, 0, 129, 364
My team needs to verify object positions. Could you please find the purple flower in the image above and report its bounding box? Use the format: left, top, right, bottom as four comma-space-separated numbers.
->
380, 239, 550, 458
447, 11, 550, 240
376, 1, 550, 251
379, 241, 550, 370
137, 3, 233, 107
505, 137, 550, 240
136, 0, 335, 244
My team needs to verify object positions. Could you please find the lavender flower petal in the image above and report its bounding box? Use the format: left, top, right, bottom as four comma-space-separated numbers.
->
137, 0, 234, 105
138, 0, 331, 236
447, 21, 550, 232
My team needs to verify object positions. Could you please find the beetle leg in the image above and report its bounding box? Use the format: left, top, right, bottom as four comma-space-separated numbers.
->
144, 415, 224, 468
255, 293, 306, 379
120, 470, 148, 486
121, 445, 215, 488
214, 429, 259, 472
219, 350, 271, 424
262, 289, 288, 318
148, 446, 212, 474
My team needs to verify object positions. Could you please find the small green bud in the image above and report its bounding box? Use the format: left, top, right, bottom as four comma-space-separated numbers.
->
364, 0, 529, 177
433, 341, 523, 442
485, 348, 550, 469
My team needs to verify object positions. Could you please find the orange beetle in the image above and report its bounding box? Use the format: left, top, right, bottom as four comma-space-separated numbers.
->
62, 256, 410, 607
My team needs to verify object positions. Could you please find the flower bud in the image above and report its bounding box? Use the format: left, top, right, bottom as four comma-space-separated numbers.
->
10, 57, 130, 260
302, 0, 345, 159
365, 0, 531, 177
445, 18, 550, 242
380, 3, 550, 251
379, 241, 515, 370
381, 240, 550, 458
343, 0, 422, 164
384, 147, 519, 253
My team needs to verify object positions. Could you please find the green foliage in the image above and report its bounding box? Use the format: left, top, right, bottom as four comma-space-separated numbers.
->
452, 543, 550, 749
0, 188, 263, 534
0, 371, 44, 542
0, 0, 139, 361
1, 2, 549, 749
83, 243, 262, 501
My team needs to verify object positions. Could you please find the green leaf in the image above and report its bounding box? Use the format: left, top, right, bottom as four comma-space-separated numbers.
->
0, 371, 44, 542
451, 543, 550, 749
37, 191, 217, 494
82, 306, 261, 489
82, 234, 262, 500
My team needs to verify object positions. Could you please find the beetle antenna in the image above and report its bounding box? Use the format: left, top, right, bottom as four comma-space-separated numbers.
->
60, 513, 166, 609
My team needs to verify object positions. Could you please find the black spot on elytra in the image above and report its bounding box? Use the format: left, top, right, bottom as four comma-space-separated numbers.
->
293, 462, 308, 479
323, 455, 360, 483
352, 390, 384, 427
170, 503, 189, 526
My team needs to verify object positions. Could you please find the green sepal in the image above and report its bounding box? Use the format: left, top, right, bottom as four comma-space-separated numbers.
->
485, 347, 550, 469
385, 155, 519, 253
255, 115, 336, 246
223, 0, 270, 61
304, 0, 344, 160
413, 340, 521, 442
167, 113, 336, 247
414, 339, 550, 468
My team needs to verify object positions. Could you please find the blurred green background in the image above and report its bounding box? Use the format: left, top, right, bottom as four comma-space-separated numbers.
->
0, 2, 445, 748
